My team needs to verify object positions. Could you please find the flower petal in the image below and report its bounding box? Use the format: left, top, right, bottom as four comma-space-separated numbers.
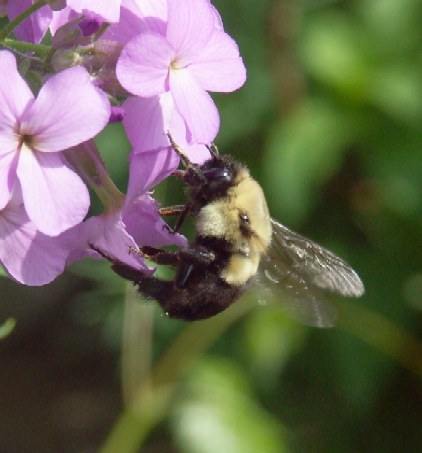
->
123, 194, 188, 248
103, 0, 167, 43
7, 1, 52, 43
17, 148, 89, 236
123, 92, 175, 151
67, 0, 122, 23
0, 194, 69, 285
21, 66, 110, 152
0, 51, 34, 127
170, 68, 219, 143
0, 150, 18, 210
85, 210, 152, 272
127, 148, 179, 199
188, 30, 247, 92
166, 0, 214, 64
116, 32, 174, 97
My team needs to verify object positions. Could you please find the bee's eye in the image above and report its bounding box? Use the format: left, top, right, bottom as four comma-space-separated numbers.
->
239, 212, 250, 225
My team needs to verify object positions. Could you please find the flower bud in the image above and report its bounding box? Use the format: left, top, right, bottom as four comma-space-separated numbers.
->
46, 0, 67, 11
52, 19, 84, 49
79, 16, 102, 37
109, 107, 126, 123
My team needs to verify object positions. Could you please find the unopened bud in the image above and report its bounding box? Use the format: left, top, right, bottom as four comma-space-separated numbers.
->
46, 0, 67, 11
79, 16, 102, 37
109, 107, 126, 123
52, 19, 83, 49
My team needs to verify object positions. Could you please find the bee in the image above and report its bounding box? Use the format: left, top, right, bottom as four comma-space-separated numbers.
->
92, 136, 364, 326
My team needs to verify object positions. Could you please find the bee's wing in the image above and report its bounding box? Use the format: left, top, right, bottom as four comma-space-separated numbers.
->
255, 219, 364, 328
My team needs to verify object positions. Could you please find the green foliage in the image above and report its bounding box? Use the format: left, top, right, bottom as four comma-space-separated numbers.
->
172, 358, 288, 453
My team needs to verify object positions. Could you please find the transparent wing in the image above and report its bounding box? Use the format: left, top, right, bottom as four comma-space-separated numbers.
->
255, 218, 365, 328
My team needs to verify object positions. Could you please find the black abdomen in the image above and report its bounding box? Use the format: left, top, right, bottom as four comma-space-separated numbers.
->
137, 270, 245, 321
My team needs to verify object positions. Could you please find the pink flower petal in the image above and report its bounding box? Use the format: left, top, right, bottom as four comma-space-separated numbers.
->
116, 32, 174, 96
85, 210, 152, 272
0, 194, 69, 285
0, 150, 18, 210
123, 92, 175, 151
17, 148, 89, 236
103, 0, 167, 43
7, 1, 52, 43
20, 66, 110, 152
166, 0, 214, 65
67, 0, 122, 22
0, 51, 34, 125
127, 148, 179, 199
188, 30, 247, 92
49, 7, 74, 35
123, 194, 188, 248
170, 68, 219, 143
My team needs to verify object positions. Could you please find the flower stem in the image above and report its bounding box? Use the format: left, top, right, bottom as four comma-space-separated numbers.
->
0, 0, 48, 42
100, 300, 254, 453
2, 38, 51, 58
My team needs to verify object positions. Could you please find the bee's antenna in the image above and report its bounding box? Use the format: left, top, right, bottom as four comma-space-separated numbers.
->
166, 132, 193, 169
207, 142, 219, 158
166, 131, 206, 183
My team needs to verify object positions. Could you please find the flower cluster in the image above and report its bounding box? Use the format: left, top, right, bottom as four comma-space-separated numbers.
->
0, 0, 246, 285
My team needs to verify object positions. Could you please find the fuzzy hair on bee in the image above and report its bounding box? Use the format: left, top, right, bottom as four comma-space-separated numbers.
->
92, 136, 364, 325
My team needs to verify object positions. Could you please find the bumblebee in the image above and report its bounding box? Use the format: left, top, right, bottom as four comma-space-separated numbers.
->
93, 137, 364, 326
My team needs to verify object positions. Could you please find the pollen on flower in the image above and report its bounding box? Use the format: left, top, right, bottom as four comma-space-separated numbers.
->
20, 134, 34, 147
170, 59, 182, 71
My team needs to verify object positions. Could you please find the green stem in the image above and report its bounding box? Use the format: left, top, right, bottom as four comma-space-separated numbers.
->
100, 300, 254, 453
2, 38, 51, 58
0, 0, 48, 42
338, 300, 422, 377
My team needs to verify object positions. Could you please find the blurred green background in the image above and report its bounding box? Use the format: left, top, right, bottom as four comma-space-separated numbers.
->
1, 0, 422, 452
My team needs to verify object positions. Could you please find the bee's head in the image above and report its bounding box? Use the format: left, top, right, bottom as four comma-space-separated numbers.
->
196, 167, 272, 257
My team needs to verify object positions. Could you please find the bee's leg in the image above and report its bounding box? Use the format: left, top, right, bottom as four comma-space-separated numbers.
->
157, 203, 191, 233
172, 204, 193, 233
90, 244, 146, 284
159, 204, 186, 217
137, 246, 180, 266
175, 247, 216, 288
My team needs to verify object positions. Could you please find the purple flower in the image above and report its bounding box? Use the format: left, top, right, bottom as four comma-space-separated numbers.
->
116, 0, 246, 144
123, 93, 211, 163
71, 144, 187, 272
7, 0, 53, 43
0, 188, 73, 285
0, 51, 110, 236
67, 0, 122, 23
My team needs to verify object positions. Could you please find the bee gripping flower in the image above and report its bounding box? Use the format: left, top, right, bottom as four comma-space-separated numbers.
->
0, 50, 111, 237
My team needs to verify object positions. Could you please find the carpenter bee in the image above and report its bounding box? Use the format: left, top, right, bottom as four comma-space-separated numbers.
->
92, 136, 364, 326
